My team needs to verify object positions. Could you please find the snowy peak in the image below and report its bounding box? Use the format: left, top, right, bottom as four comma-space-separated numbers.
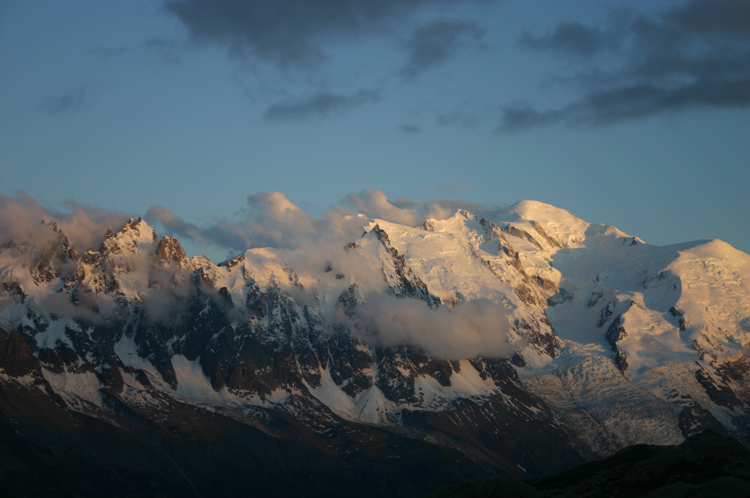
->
675, 238, 750, 263
497, 200, 581, 224
494, 200, 590, 250
100, 217, 158, 255
663, 238, 750, 358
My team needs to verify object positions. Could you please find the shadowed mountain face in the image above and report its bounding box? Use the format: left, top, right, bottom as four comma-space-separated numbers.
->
1, 201, 749, 496
426, 431, 750, 498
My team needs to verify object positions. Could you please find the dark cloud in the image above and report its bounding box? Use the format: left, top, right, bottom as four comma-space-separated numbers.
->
164, 0, 443, 70
400, 19, 485, 78
264, 89, 380, 121
497, 106, 562, 134
40, 87, 88, 115
504, 0, 750, 132
436, 110, 479, 129
655, 0, 750, 39
518, 21, 613, 57
399, 124, 420, 134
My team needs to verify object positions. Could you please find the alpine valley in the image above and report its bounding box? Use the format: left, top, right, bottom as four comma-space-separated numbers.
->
1, 200, 749, 497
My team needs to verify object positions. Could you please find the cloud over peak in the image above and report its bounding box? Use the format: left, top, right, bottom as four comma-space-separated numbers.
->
0, 194, 131, 252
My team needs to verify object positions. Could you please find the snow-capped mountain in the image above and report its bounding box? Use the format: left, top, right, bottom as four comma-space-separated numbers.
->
1, 200, 749, 496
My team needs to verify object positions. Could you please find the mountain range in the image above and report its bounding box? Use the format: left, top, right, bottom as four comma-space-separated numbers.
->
1, 200, 749, 497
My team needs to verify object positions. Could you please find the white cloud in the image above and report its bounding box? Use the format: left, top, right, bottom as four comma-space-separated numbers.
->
351, 295, 518, 359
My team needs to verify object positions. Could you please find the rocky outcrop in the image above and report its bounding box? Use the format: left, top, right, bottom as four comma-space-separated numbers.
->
605, 315, 628, 372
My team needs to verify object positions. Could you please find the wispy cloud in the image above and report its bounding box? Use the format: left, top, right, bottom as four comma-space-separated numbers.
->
40, 87, 89, 115
264, 89, 380, 121
399, 124, 420, 134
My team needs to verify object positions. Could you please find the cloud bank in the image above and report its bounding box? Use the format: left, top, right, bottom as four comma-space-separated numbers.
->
339, 189, 501, 227
0, 193, 131, 252
1, 189, 501, 270
144, 189, 501, 258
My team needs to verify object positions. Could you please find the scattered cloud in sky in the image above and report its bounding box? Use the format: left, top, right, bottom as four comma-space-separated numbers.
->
40, 87, 89, 115
400, 19, 485, 79
264, 89, 381, 121
501, 0, 750, 132
399, 124, 420, 134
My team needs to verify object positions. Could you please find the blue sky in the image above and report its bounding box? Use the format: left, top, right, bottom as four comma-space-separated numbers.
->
1, 0, 749, 261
